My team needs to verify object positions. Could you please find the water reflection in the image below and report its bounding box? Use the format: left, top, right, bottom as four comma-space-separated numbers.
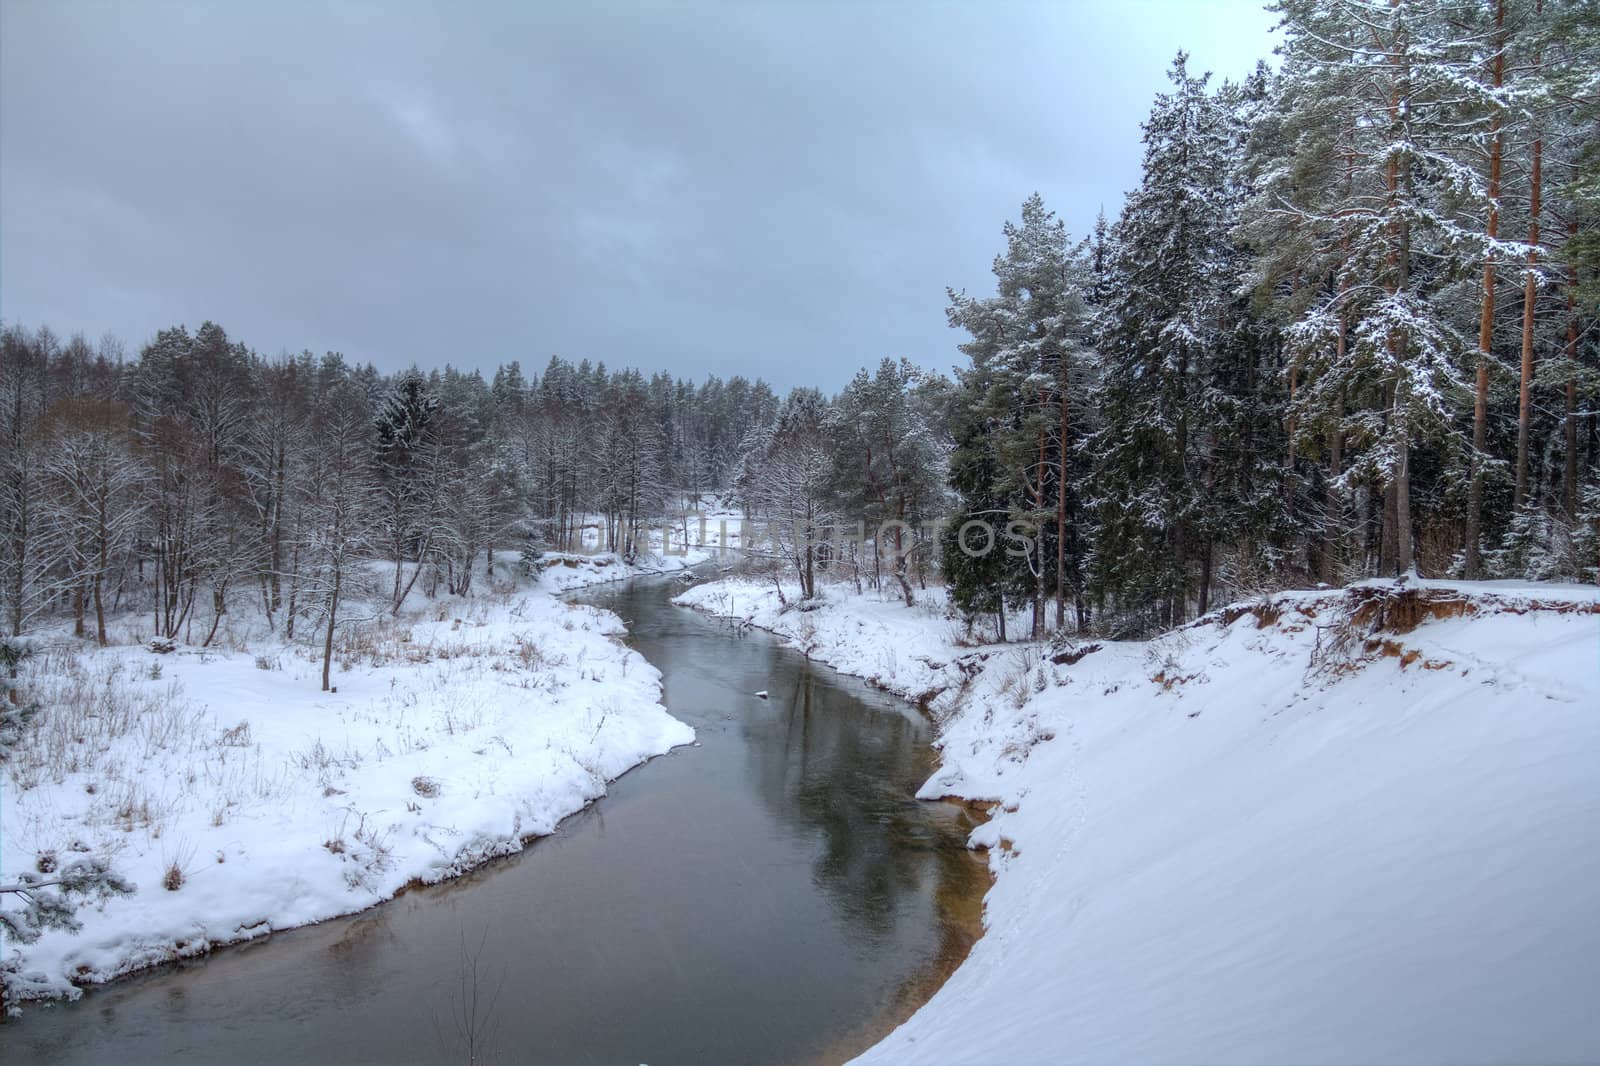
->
2, 578, 988, 1066
747, 667, 943, 943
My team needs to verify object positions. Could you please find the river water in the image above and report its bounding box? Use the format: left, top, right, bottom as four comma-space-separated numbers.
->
4, 576, 987, 1065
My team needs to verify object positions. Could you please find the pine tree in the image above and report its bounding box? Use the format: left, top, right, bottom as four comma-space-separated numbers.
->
1264, 0, 1489, 577
1088, 54, 1237, 627
373, 370, 441, 611
945, 194, 1093, 637
828, 358, 948, 606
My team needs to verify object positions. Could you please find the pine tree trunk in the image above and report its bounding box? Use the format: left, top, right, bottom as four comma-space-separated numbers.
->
1286, 366, 1298, 476
1565, 243, 1580, 517
1034, 393, 1047, 640
1467, 0, 1504, 576
1172, 387, 1189, 624
1321, 381, 1344, 586
1055, 388, 1068, 630
1381, 470, 1398, 577
1396, 426, 1414, 575
1516, 10, 1540, 509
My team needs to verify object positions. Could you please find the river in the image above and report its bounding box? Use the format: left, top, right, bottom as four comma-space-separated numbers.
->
4, 576, 987, 1065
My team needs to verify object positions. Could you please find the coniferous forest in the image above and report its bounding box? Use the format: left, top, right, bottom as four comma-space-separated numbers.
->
4, 0, 1599, 655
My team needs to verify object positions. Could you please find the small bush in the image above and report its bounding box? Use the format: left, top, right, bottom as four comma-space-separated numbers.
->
162, 862, 184, 892
411, 775, 441, 799
219, 721, 253, 747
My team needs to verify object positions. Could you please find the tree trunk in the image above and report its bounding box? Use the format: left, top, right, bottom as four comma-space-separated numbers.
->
392, 537, 431, 614
1381, 473, 1398, 577
1055, 387, 1068, 630
322, 564, 340, 692
1516, 9, 1540, 509
1172, 392, 1189, 625
202, 583, 225, 647
1286, 366, 1298, 476
93, 572, 106, 647
1396, 429, 1414, 575
1321, 382, 1344, 586
285, 541, 300, 641
1034, 390, 1047, 640
270, 446, 285, 613
1564, 222, 1579, 517
1466, 0, 1504, 576
804, 534, 815, 600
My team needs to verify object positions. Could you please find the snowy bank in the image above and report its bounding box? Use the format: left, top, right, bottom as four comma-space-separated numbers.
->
533, 502, 745, 594
2, 586, 692, 1009
677, 577, 1600, 1064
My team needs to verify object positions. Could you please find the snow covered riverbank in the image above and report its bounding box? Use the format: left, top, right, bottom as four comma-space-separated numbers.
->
676, 577, 1600, 1064
2, 574, 692, 1011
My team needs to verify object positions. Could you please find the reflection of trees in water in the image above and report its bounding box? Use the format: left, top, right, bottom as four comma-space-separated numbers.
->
744, 667, 966, 941
327, 908, 397, 971
306, 908, 404, 1010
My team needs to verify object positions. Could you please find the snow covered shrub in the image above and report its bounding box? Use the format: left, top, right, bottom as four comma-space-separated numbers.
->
0, 638, 37, 764
518, 532, 548, 577
1488, 503, 1559, 581
411, 775, 441, 798
331, 810, 396, 892
1558, 486, 1600, 584
1, 855, 134, 1014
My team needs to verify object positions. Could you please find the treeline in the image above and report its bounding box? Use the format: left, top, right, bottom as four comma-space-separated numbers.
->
4, 0, 1598, 653
0, 321, 780, 681
941, 0, 1600, 639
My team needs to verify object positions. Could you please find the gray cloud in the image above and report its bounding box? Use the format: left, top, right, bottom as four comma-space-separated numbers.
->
1, 0, 1276, 390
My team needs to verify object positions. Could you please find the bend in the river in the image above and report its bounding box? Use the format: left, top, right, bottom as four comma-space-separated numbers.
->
4, 576, 989, 1066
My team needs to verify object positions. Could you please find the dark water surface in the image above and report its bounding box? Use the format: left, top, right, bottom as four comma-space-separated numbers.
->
4, 578, 987, 1065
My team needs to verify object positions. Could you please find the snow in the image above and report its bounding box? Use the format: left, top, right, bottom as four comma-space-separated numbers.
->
674, 579, 965, 706
533, 500, 746, 593
2, 574, 692, 1008
676, 576, 1600, 1064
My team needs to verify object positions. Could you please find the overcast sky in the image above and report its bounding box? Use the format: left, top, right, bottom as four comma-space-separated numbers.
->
2, 1, 1277, 392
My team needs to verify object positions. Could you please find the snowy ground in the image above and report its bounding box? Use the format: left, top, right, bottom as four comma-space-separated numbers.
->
676, 576, 1600, 1064
535, 499, 745, 593
2, 564, 696, 1010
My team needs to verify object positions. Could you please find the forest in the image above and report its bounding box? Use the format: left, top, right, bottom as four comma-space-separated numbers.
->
3, 0, 1598, 659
